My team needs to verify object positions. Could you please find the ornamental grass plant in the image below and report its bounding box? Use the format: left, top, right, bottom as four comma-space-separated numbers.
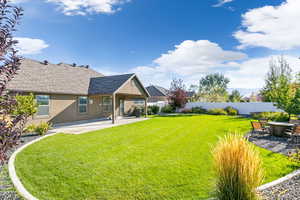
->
212, 134, 264, 200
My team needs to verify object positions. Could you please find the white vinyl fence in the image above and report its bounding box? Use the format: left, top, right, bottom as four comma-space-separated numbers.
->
184, 102, 282, 115
148, 101, 168, 111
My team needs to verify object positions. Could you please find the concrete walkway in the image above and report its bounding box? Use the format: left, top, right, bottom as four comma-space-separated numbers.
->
51, 117, 149, 134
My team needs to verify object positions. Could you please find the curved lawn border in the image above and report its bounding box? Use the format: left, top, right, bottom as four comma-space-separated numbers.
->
257, 169, 300, 191
8, 132, 58, 200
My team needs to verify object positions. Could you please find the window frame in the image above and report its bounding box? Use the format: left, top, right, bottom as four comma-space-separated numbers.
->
133, 98, 145, 106
102, 96, 112, 112
78, 96, 88, 114
36, 95, 50, 117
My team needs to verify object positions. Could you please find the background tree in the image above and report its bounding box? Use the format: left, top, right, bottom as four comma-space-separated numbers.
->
261, 56, 300, 119
198, 73, 230, 102
0, 0, 24, 163
228, 90, 242, 102
168, 78, 187, 109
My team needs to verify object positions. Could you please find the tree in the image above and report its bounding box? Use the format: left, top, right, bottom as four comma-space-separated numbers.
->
261, 56, 300, 119
198, 73, 230, 102
0, 0, 24, 163
168, 78, 187, 109
228, 90, 242, 102
261, 56, 292, 102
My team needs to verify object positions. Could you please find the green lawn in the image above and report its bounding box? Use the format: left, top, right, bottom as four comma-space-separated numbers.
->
15, 115, 299, 200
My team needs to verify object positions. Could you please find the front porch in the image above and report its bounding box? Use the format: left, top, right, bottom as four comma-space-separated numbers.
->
52, 117, 149, 134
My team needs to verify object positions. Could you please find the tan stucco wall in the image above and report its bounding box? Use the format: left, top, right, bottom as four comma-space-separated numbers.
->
117, 78, 146, 96
28, 94, 112, 125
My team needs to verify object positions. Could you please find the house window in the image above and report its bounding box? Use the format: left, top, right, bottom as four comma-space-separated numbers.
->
133, 99, 145, 106
36, 95, 50, 116
102, 96, 112, 112
78, 96, 88, 113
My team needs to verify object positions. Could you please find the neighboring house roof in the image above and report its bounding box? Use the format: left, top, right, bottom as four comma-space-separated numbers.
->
7, 59, 149, 97
146, 85, 169, 97
89, 74, 134, 95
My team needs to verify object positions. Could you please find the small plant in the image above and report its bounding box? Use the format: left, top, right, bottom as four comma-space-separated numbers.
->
208, 108, 227, 115
225, 106, 239, 116
288, 149, 300, 164
251, 112, 289, 122
212, 134, 264, 200
24, 124, 36, 133
35, 122, 52, 136
161, 105, 174, 113
191, 106, 207, 114
147, 105, 160, 115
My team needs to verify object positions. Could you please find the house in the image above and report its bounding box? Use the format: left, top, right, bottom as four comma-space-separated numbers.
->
146, 85, 169, 103
7, 59, 150, 124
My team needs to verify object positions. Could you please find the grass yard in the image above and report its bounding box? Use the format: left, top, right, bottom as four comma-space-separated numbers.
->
15, 115, 299, 200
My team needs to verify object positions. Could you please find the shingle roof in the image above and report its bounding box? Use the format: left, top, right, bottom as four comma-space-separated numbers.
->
146, 85, 169, 97
7, 59, 104, 95
88, 74, 134, 95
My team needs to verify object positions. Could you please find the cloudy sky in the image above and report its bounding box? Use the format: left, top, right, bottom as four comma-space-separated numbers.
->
12, 0, 300, 91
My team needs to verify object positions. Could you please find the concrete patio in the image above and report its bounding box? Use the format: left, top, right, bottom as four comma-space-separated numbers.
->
51, 117, 149, 134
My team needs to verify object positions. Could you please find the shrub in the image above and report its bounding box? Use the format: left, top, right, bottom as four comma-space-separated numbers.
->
181, 108, 193, 114
35, 122, 52, 136
191, 106, 207, 114
24, 124, 36, 133
224, 106, 239, 116
161, 105, 174, 113
208, 108, 227, 115
147, 105, 160, 115
251, 112, 289, 122
212, 134, 264, 200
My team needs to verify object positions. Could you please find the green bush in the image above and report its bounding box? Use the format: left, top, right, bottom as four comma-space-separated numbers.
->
225, 106, 239, 116
208, 108, 227, 115
161, 105, 174, 113
24, 124, 36, 133
35, 122, 52, 136
251, 112, 289, 122
147, 105, 160, 115
191, 106, 207, 114
13, 93, 37, 117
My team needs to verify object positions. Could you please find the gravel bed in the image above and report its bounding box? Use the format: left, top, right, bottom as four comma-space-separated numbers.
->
0, 134, 41, 200
248, 132, 300, 200
259, 175, 300, 200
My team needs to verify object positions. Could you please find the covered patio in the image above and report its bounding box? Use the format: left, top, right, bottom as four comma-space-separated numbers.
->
88, 73, 150, 124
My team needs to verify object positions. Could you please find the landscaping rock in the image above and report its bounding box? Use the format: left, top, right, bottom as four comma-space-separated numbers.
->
248, 132, 300, 200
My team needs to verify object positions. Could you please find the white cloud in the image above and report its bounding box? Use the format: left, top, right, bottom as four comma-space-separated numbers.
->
226, 55, 300, 88
47, 0, 130, 15
15, 37, 49, 55
213, 0, 234, 7
234, 0, 300, 50
130, 40, 247, 87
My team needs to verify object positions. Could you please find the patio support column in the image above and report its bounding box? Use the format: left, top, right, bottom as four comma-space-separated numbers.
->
112, 93, 116, 124
144, 97, 148, 118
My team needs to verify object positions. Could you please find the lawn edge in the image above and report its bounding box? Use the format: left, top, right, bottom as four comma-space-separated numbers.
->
257, 168, 300, 191
8, 132, 58, 200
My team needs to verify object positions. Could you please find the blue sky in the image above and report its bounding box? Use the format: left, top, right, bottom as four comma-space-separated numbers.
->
12, 0, 300, 92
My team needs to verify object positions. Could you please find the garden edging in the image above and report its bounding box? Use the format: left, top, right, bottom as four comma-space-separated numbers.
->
257, 169, 300, 191
8, 132, 58, 200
